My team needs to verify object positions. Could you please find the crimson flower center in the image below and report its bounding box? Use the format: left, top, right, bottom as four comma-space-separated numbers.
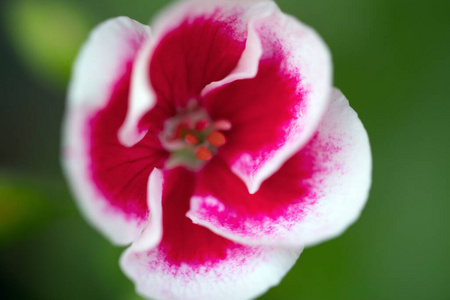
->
160, 104, 231, 170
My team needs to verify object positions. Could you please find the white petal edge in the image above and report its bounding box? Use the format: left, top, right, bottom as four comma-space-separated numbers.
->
187, 88, 372, 247
131, 168, 164, 251
118, 37, 157, 147
67, 16, 150, 110
120, 244, 302, 300
293, 88, 372, 247
62, 17, 151, 245
200, 2, 277, 96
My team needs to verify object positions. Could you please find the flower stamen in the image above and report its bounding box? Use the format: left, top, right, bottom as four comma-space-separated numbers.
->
184, 133, 199, 145
195, 146, 213, 161
207, 131, 226, 147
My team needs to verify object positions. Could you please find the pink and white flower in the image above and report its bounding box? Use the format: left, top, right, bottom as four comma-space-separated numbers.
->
62, 0, 371, 299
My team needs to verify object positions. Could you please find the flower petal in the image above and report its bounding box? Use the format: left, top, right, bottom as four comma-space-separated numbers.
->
118, 0, 265, 146
120, 167, 301, 300
188, 88, 371, 247
203, 3, 332, 194
200, 2, 277, 96
62, 17, 168, 245
67, 16, 150, 110
118, 36, 157, 146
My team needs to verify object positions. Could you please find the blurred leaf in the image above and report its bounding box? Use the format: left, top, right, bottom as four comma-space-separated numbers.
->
0, 179, 53, 244
0, 210, 144, 300
3, 0, 90, 88
0, 172, 75, 246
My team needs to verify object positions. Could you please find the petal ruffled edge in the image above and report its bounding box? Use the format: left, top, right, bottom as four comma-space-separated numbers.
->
291, 88, 372, 246
62, 17, 152, 245
120, 245, 301, 300
200, 1, 277, 96
188, 88, 371, 247
67, 16, 150, 110
130, 168, 164, 251
118, 35, 157, 146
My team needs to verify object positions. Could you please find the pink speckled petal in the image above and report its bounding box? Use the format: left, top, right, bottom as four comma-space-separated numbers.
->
120, 167, 301, 300
62, 17, 169, 246
188, 88, 371, 247
202, 1, 332, 194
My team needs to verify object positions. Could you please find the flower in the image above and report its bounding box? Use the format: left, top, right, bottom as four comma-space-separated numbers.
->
62, 0, 372, 299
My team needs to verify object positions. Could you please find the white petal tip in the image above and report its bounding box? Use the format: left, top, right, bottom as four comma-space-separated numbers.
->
118, 124, 147, 147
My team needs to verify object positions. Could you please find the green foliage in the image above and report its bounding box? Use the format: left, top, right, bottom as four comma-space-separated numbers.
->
3, 0, 90, 88
0, 175, 57, 245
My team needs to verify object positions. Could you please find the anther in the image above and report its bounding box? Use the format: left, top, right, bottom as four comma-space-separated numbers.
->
207, 131, 226, 147
195, 146, 213, 161
184, 133, 199, 145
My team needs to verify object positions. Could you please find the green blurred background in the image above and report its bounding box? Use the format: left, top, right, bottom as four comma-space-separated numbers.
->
0, 0, 449, 299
